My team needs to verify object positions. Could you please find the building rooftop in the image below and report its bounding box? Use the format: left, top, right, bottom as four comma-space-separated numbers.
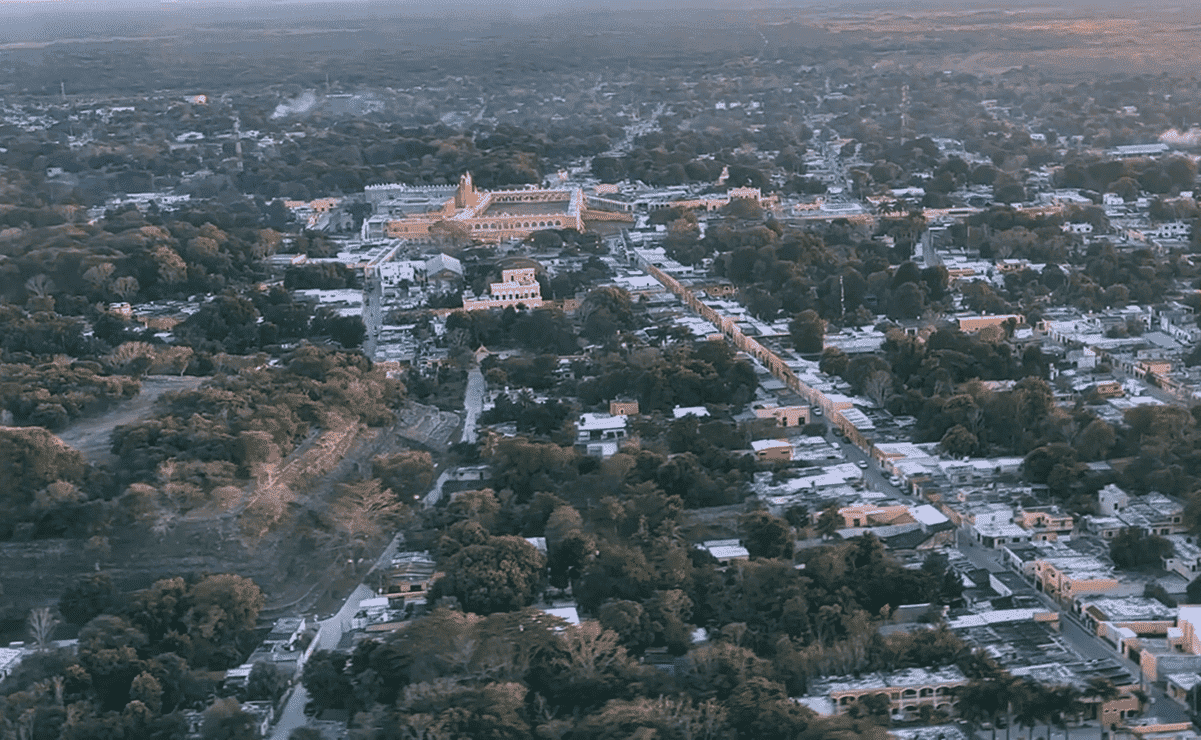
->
808, 665, 968, 695
1078, 596, 1177, 623
578, 413, 628, 431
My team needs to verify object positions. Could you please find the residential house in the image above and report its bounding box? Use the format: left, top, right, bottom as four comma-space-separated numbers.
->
576, 413, 628, 458
1015, 506, 1074, 542
752, 439, 793, 463
700, 539, 750, 567
753, 403, 811, 427
1164, 535, 1201, 581
383, 551, 439, 605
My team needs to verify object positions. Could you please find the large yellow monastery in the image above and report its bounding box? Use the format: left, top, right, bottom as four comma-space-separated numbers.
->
383, 173, 586, 242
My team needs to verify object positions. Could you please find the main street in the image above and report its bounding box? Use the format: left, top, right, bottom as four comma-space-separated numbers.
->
823, 418, 1194, 728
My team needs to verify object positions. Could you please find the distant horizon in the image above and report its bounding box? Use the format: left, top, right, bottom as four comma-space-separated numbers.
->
0, 0, 1149, 42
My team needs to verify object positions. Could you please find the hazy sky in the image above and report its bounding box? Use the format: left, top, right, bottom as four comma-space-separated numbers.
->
0, 0, 1147, 42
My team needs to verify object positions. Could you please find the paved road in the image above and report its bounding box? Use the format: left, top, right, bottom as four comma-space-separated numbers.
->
460, 367, 485, 444
362, 274, 384, 361
423, 469, 453, 509
270, 686, 309, 740
269, 583, 375, 740
821, 422, 906, 498
821, 418, 1194, 725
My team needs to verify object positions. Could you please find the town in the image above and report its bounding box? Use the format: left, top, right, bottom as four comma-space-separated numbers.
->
5, 3, 1201, 740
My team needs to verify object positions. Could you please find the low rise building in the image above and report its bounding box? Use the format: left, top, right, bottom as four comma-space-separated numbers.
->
1164, 535, 1201, 581
956, 313, 1025, 333
1099, 485, 1186, 536
752, 438, 794, 463
576, 413, 628, 458
463, 267, 544, 311
0, 647, 24, 681
802, 666, 968, 719
753, 403, 811, 427
700, 539, 750, 566
1033, 550, 1119, 605
383, 551, 439, 605
608, 399, 640, 416
1015, 506, 1075, 541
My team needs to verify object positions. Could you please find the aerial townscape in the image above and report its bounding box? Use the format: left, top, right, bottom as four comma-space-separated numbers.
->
9, 1, 1201, 739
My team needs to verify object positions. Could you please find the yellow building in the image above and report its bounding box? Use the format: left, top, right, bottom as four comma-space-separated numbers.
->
1033, 555, 1119, 605
751, 439, 793, 463
838, 503, 915, 529
1015, 506, 1074, 542
462, 267, 544, 311
609, 400, 640, 416
956, 314, 1025, 332
384, 173, 585, 243
753, 404, 810, 427
806, 666, 967, 719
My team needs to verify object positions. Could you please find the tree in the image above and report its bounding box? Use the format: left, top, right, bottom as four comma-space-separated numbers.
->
433, 535, 547, 615
573, 696, 730, 740
130, 670, 164, 714
740, 511, 794, 560
25, 273, 56, 298
246, 662, 288, 702
993, 173, 1027, 204
372, 451, 435, 500
0, 426, 86, 515
1188, 575, 1201, 605
863, 369, 893, 407
581, 286, 635, 341
820, 347, 849, 377
816, 504, 842, 539
941, 425, 979, 457
1051, 684, 1085, 740
958, 680, 1007, 740
326, 479, 412, 558
60, 572, 118, 626
185, 574, 265, 668
1013, 680, 1055, 740
27, 607, 59, 649
201, 697, 258, 740
1109, 528, 1174, 569
888, 282, 926, 319
789, 310, 825, 353
681, 641, 773, 701
727, 677, 812, 740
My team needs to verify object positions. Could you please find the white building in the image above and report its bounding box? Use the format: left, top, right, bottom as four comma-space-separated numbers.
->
576, 413, 628, 458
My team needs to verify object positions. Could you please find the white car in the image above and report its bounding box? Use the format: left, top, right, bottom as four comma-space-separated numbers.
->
856, 460, 868, 469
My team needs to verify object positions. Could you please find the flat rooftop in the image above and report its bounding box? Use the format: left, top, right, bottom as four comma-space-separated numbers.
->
482, 199, 571, 217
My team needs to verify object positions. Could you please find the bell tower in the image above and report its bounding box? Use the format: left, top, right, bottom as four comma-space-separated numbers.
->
455, 172, 475, 209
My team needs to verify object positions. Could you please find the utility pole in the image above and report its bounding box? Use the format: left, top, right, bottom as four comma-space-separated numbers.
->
60, 81, 66, 102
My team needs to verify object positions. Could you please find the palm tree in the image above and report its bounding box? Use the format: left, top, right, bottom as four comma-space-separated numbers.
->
1051, 685, 1085, 740
957, 680, 1005, 740
1014, 681, 1055, 740
1083, 677, 1121, 723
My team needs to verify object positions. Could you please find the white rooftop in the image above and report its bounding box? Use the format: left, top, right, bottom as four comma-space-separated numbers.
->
752, 439, 792, 451
911, 504, 950, 527
542, 605, 581, 626
578, 413, 628, 431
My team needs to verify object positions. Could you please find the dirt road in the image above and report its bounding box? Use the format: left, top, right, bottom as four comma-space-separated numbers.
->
56, 374, 204, 461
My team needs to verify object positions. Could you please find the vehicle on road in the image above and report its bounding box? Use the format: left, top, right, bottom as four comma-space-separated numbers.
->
856, 460, 868, 468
